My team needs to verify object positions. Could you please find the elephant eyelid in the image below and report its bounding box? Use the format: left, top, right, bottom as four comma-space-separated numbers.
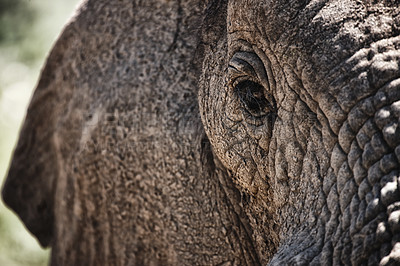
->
228, 57, 258, 78
228, 51, 269, 87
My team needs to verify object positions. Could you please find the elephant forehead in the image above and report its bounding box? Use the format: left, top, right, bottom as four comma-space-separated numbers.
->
227, 0, 399, 63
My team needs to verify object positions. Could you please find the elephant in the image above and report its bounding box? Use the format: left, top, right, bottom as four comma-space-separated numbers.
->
2, 0, 400, 264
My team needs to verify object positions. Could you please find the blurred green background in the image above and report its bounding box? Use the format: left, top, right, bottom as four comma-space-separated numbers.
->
0, 0, 80, 265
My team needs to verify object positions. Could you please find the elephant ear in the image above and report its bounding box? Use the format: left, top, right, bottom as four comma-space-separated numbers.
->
2, 116, 56, 248
1, 17, 79, 247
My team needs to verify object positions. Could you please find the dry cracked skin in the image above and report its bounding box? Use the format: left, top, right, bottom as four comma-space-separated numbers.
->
3, 0, 400, 265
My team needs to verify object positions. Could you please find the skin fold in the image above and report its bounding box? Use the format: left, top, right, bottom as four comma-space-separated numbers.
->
2, 0, 400, 265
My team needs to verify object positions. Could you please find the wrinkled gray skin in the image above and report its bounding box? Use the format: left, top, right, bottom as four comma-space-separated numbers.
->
2, 0, 400, 265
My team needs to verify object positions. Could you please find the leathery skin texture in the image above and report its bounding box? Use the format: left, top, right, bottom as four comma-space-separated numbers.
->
199, 0, 400, 265
2, 0, 400, 265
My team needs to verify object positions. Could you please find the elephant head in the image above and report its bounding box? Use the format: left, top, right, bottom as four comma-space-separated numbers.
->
2, 0, 400, 265
199, 0, 400, 264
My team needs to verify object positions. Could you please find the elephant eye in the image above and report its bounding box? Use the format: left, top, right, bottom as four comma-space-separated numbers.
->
234, 80, 274, 116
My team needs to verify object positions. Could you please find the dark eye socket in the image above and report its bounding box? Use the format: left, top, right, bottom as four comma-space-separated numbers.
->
234, 80, 274, 115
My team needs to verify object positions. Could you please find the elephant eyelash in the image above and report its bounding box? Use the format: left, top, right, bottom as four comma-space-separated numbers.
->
234, 80, 275, 117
